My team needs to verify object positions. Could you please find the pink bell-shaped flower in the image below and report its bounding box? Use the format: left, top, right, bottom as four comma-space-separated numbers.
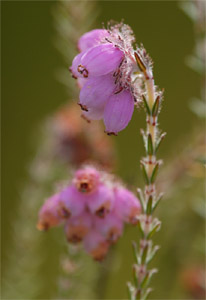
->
83, 230, 110, 261
87, 184, 114, 218
77, 44, 124, 78
79, 74, 116, 114
64, 213, 92, 244
113, 187, 141, 225
59, 185, 86, 218
104, 90, 134, 135
94, 213, 124, 243
37, 193, 62, 231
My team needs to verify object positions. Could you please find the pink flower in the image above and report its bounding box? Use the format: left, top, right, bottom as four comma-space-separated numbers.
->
70, 23, 141, 135
113, 187, 141, 225
73, 166, 100, 194
37, 193, 62, 231
37, 165, 141, 260
59, 185, 86, 217
83, 230, 110, 261
78, 29, 109, 52
94, 213, 123, 243
86, 183, 114, 218
64, 213, 92, 244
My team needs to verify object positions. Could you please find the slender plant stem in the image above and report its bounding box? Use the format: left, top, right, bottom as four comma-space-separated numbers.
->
128, 51, 165, 300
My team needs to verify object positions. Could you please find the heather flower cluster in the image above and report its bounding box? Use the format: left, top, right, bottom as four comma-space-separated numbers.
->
37, 166, 141, 261
70, 23, 146, 135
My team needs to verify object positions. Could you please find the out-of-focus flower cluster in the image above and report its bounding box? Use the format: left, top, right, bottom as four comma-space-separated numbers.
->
51, 104, 115, 168
70, 23, 151, 135
37, 166, 141, 261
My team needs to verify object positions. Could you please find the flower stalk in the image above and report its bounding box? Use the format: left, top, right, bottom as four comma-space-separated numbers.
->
128, 51, 165, 300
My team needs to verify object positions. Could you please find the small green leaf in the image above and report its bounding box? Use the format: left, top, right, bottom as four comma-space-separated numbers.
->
141, 163, 150, 185
155, 132, 166, 153
147, 245, 160, 264
141, 269, 157, 290
137, 188, 146, 213
132, 264, 138, 287
142, 95, 151, 115
150, 163, 159, 183
152, 95, 160, 116
137, 220, 145, 238
147, 223, 161, 239
142, 287, 153, 300
146, 196, 153, 215
147, 134, 153, 155
141, 243, 149, 264
127, 282, 135, 300
152, 194, 163, 213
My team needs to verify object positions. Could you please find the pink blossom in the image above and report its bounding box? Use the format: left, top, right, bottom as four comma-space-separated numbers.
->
86, 183, 114, 218
94, 213, 123, 243
70, 23, 141, 135
104, 90, 134, 135
78, 29, 109, 52
37, 193, 62, 231
64, 213, 92, 244
37, 165, 141, 260
60, 185, 86, 217
83, 230, 110, 261
73, 166, 100, 194
113, 187, 141, 225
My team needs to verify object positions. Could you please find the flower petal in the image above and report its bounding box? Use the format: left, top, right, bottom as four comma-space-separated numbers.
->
87, 184, 114, 218
37, 193, 62, 231
79, 44, 124, 77
78, 29, 109, 52
104, 90, 134, 135
82, 106, 105, 120
94, 213, 123, 243
60, 185, 86, 217
113, 187, 141, 224
79, 74, 116, 112
64, 213, 92, 243
83, 230, 110, 261
70, 52, 85, 78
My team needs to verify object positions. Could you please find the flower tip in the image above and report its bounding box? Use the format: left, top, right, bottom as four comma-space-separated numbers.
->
77, 64, 89, 78
78, 102, 88, 112
36, 222, 49, 231
69, 67, 77, 79
104, 130, 118, 136
91, 241, 110, 261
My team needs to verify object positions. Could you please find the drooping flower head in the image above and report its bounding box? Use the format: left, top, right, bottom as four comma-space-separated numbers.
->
70, 23, 150, 135
37, 165, 141, 260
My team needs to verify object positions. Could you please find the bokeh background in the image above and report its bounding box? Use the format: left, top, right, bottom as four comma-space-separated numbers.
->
2, 0, 205, 299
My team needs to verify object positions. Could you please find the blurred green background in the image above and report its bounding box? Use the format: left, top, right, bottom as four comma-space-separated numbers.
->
2, 1, 204, 299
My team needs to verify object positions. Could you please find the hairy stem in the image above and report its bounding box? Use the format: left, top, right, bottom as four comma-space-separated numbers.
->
128, 51, 164, 300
